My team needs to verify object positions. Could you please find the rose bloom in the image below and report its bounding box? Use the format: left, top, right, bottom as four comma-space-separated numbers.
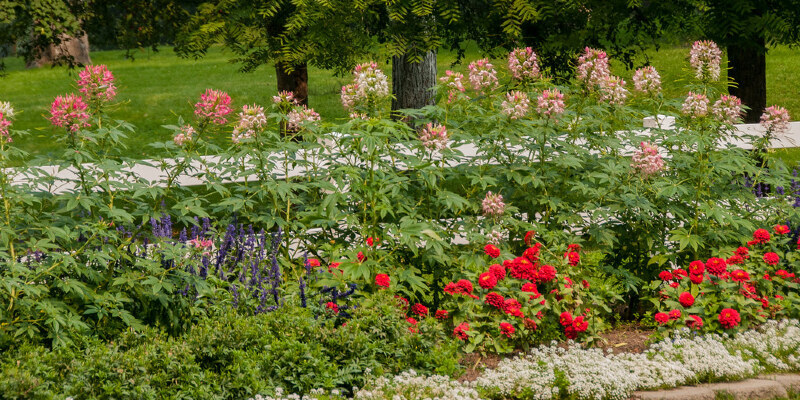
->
499, 322, 515, 338
679, 292, 695, 307
763, 252, 780, 266
478, 272, 498, 290
484, 244, 501, 258
718, 308, 741, 329
373, 271, 388, 286
411, 303, 428, 317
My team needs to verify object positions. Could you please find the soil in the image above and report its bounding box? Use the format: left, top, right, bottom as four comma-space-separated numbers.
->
596, 322, 654, 354
456, 322, 654, 382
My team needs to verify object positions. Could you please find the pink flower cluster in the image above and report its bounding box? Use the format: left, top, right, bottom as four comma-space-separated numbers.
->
599, 76, 628, 105
0, 102, 13, 143
287, 106, 321, 131
482, 191, 505, 217
507, 47, 540, 81
689, 40, 722, 81
712, 95, 743, 125
439, 70, 467, 103
341, 62, 389, 110
194, 89, 232, 125
576, 47, 610, 87
173, 124, 195, 146
760, 105, 790, 135
536, 89, 565, 118
681, 92, 709, 118
232, 104, 267, 143
631, 141, 665, 177
77, 64, 117, 102
632, 66, 661, 95
501, 91, 530, 119
418, 122, 449, 151
272, 91, 299, 107
468, 59, 498, 91
50, 94, 91, 132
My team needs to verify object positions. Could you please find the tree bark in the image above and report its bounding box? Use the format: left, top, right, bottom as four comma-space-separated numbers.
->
391, 51, 437, 113
275, 62, 309, 107
26, 33, 91, 69
728, 39, 766, 123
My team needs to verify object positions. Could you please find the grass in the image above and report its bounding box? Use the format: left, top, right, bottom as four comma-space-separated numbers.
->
2, 43, 800, 163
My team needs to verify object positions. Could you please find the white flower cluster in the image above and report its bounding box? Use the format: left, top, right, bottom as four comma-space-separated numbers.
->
649, 329, 758, 382
728, 319, 800, 371
353, 370, 481, 400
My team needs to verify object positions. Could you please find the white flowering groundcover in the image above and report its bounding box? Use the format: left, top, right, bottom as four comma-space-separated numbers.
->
247, 319, 800, 400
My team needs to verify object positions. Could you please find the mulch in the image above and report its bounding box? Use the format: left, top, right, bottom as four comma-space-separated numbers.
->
457, 322, 654, 382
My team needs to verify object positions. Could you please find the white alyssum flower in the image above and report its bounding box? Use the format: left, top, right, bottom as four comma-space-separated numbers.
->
354, 370, 481, 400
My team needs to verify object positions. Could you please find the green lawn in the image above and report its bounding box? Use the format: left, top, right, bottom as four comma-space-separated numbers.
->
2, 44, 800, 164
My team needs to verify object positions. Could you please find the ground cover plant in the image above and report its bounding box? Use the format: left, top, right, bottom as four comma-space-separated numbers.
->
2, 40, 800, 398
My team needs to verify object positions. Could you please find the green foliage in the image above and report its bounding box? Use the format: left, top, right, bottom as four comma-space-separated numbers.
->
0, 292, 461, 398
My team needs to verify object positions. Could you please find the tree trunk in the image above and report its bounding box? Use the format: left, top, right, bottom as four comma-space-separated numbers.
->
275, 62, 309, 107
728, 39, 766, 123
391, 51, 437, 114
26, 33, 91, 69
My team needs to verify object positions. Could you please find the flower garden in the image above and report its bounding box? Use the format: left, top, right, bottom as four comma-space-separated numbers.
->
2, 41, 800, 399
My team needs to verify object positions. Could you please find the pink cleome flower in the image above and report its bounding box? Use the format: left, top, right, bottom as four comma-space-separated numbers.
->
439, 70, 468, 103
689, 40, 723, 81
418, 122, 449, 151
194, 89, 233, 125
712, 95, 743, 125
77, 64, 117, 102
681, 92, 710, 118
232, 104, 267, 143
482, 191, 505, 217
599, 75, 628, 105
287, 106, 321, 131
760, 105, 790, 135
173, 124, 196, 146
50, 93, 91, 132
632, 66, 661, 95
537, 89, 566, 118
501, 91, 530, 120
468, 59, 498, 92
273, 90, 299, 107
576, 47, 611, 87
631, 141, 666, 177
508, 47, 540, 81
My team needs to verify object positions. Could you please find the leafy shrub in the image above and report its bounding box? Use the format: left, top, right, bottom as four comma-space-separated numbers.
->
648, 225, 800, 334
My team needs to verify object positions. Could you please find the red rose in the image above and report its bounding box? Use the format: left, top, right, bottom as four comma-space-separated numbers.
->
484, 244, 501, 258
326, 302, 339, 313
375, 273, 390, 288
687, 315, 703, 330
730, 269, 750, 283
668, 309, 681, 320
774, 225, 790, 235
679, 292, 695, 307
559, 311, 573, 326
537, 265, 557, 282
658, 270, 673, 281
489, 263, 506, 280
753, 228, 771, 243
689, 273, 704, 284
502, 298, 523, 317
565, 251, 580, 266
688, 260, 705, 275
654, 312, 669, 324
572, 315, 588, 332
524, 230, 536, 246
499, 322, 515, 338
485, 292, 505, 309
411, 303, 429, 317
435, 310, 449, 319
523, 244, 542, 263
763, 252, 780, 266
479, 272, 498, 290
718, 308, 740, 329
453, 322, 470, 340
706, 257, 727, 276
